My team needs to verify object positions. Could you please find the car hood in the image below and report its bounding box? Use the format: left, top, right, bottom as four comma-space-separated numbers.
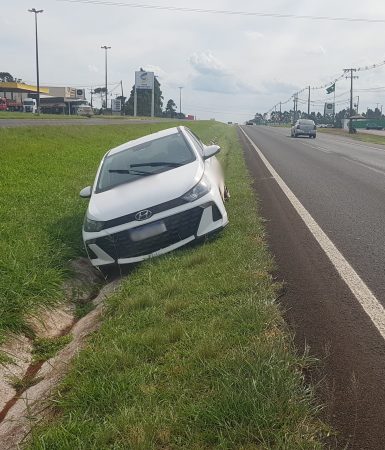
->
87, 160, 203, 221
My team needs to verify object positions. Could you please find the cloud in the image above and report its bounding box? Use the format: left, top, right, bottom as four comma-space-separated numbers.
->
262, 80, 299, 95
244, 31, 264, 40
305, 45, 326, 56
189, 51, 259, 95
87, 64, 99, 73
189, 51, 229, 77
142, 65, 166, 78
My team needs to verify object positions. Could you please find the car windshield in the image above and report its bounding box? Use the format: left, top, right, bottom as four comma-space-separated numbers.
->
96, 132, 196, 192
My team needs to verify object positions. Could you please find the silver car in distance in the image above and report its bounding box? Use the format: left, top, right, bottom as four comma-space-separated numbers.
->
80, 126, 229, 267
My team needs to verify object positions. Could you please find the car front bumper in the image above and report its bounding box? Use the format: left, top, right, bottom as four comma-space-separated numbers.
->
83, 196, 228, 266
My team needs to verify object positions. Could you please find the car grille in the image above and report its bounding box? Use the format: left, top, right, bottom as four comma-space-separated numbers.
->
94, 207, 203, 259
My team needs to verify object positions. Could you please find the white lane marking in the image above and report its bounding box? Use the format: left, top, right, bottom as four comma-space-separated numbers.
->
240, 127, 385, 341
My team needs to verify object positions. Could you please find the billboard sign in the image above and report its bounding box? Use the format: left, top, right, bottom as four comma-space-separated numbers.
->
324, 102, 335, 116
111, 99, 121, 112
135, 71, 154, 90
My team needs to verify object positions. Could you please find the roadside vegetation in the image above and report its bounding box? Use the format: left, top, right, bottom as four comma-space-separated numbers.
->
319, 127, 385, 146
0, 122, 179, 344
13, 122, 328, 448
0, 111, 86, 119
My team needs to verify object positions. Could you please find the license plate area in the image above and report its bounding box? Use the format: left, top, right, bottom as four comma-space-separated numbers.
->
129, 221, 167, 242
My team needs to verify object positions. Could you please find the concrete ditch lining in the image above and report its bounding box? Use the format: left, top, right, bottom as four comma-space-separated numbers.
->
0, 259, 121, 449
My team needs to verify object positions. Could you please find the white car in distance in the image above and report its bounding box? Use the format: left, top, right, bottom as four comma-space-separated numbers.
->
80, 126, 229, 268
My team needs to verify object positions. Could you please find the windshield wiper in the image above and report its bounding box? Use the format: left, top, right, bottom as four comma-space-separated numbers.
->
130, 162, 183, 168
108, 169, 153, 176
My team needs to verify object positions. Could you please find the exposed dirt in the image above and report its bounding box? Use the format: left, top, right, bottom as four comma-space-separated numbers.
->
0, 257, 115, 449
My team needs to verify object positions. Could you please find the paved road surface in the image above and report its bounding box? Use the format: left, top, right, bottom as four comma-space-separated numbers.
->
240, 125, 385, 449
0, 118, 170, 128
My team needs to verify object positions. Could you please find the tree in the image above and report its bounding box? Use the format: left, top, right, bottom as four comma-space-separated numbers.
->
164, 99, 177, 118
125, 74, 164, 117
93, 87, 107, 108
334, 108, 349, 128
0, 72, 15, 82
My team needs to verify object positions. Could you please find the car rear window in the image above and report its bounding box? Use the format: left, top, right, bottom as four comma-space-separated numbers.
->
299, 120, 315, 125
96, 132, 196, 193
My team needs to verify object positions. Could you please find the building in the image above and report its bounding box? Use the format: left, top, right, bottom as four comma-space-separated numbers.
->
40, 86, 87, 114
0, 81, 49, 104
0, 82, 88, 114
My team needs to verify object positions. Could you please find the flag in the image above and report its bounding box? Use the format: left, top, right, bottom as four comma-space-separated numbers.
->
326, 83, 335, 94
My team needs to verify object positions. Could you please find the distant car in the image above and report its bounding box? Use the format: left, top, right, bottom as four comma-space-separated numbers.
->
80, 126, 229, 268
325, 124, 334, 128
366, 124, 383, 130
246, 121, 254, 125
76, 104, 94, 117
291, 119, 317, 138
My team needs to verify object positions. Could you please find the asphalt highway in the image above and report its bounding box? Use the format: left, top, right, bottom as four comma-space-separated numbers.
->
240, 125, 385, 449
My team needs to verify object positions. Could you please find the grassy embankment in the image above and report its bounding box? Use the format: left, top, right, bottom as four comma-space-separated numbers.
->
0, 111, 86, 119
319, 127, 385, 146
0, 122, 179, 345
1, 122, 327, 448
0, 111, 178, 120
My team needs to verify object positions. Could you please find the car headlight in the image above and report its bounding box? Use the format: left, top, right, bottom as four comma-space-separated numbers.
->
83, 216, 104, 232
181, 176, 211, 202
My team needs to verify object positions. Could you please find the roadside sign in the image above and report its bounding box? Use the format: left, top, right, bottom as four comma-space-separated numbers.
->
111, 99, 121, 112
135, 71, 154, 90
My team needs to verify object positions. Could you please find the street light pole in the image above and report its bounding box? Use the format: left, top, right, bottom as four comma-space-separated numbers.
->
178, 86, 183, 116
101, 45, 111, 112
28, 8, 43, 115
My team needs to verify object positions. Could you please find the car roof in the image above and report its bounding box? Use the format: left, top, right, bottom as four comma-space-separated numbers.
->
107, 126, 185, 157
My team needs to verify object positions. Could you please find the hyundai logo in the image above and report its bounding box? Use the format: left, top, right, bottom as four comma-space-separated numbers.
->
135, 209, 152, 221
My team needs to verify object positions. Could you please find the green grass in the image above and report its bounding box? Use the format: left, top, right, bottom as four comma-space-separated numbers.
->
0, 122, 183, 343
32, 335, 73, 362
319, 127, 385, 146
0, 111, 86, 119
26, 124, 327, 448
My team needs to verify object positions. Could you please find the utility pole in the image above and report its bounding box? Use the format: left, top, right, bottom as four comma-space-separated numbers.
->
178, 86, 183, 116
89, 88, 94, 108
293, 93, 298, 123
279, 101, 282, 123
28, 8, 44, 115
101, 45, 111, 113
344, 68, 358, 133
307, 85, 311, 116
120, 80, 124, 116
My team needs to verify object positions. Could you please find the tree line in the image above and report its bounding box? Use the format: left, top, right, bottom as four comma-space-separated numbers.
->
252, 107, 385, 128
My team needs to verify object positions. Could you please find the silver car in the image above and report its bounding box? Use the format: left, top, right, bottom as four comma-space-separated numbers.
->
291, 119, 316, 138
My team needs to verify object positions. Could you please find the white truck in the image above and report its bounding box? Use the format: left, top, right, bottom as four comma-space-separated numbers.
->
22, 98, 37, 113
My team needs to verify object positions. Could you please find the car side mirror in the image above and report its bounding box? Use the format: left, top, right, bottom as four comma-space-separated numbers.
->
203, 144, 221, 160
80, 186, 92, 198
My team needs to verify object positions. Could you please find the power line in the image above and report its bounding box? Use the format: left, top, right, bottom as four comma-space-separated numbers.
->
56, 0, 385, 23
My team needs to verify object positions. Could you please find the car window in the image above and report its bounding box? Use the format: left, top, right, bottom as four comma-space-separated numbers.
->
299, 120, 315, 125
96, 132, 196, 193
186, 130, 204, 155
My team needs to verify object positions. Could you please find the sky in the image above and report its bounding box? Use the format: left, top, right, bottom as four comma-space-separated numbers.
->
2, 0, 385, 122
